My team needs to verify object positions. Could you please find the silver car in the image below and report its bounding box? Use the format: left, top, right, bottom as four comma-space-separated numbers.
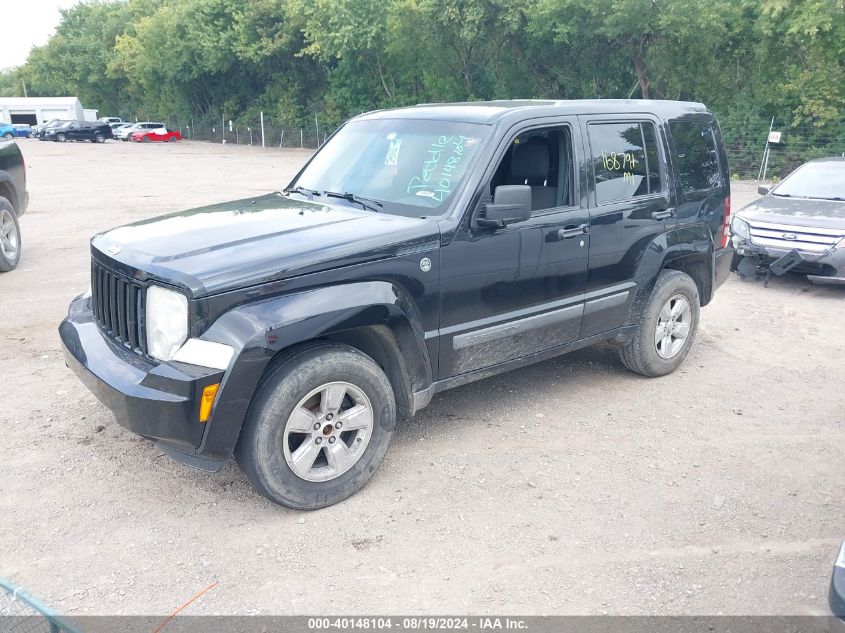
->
731, 157, 845, 284
115, 121, 165, 141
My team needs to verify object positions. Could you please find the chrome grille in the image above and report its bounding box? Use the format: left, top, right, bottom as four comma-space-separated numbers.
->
747, 219, 844, 253
90, 259, 147, 355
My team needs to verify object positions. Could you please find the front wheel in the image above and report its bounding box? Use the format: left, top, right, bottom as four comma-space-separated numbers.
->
56, 133, 67, 143
236, 343, 396, 509
2, 133, 12, 140
619, 269, 700, 377
0, 198, 21, 272
140, 136, 150, 143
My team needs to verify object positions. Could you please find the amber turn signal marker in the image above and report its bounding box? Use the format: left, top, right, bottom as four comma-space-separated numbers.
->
199, 383, 220, 422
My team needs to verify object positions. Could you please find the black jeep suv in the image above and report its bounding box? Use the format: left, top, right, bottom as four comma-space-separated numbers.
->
60, 100, 733, 509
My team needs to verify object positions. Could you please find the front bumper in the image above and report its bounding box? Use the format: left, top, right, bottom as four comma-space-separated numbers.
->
59, 294, 226, 468
732, 237, 845, 285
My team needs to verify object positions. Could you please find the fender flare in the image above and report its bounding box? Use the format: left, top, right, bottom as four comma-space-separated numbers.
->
194, 280, 433, 458
0, 174, 22, 213
620, 222, 715, 332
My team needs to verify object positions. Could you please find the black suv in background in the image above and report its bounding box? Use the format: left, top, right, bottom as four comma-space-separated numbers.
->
44, 121, 114, 143
60, 99, 733, 509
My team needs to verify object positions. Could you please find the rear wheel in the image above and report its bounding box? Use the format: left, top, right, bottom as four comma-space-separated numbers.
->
619, 269, 700, 377
168, 136, 178, 142
236, 343, 396, 510
0, 198, 21, 272
94, 133, 105, 143
140, 135, 150, 143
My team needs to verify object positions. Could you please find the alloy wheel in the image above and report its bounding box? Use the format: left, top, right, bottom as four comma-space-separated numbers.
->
0, 208, 19, 261
655, 294, 691, 359
282, 381, 374, 482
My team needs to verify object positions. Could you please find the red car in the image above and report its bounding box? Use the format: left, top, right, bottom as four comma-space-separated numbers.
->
131, 127, 182, 143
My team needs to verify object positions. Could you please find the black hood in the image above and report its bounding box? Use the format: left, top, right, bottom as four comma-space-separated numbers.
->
91, 193, 440, 297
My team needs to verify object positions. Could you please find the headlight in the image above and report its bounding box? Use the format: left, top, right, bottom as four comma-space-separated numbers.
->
146, 285, 188, 361
731, 216, 751, 240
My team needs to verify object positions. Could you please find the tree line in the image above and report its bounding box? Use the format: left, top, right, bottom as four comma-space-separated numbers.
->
1, 0, 842, 171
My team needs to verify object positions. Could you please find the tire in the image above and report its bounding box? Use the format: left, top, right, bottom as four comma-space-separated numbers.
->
619, 269, 700, 377
2, 133, 12, 140
236, 343, 396, 510
168, 136, 178, 142
0, 198, 21, 272
94, 133, 105, 143
56, 133, 66, 143
141, 136, 150, 143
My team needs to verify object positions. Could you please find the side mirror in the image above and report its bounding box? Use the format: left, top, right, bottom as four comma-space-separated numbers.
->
477, 185, 532, 227
758, 184, 772, 196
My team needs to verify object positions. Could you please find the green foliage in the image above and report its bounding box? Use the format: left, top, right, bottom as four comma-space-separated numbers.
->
0, 0, 841, 173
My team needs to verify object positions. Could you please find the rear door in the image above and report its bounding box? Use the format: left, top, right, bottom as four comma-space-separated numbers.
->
580, 115, 674, 337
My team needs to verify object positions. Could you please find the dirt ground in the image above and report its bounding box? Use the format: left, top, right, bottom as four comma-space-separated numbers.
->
0, 139, 843, 617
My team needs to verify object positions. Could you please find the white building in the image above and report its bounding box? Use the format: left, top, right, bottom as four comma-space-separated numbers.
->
0, 97, 97, 125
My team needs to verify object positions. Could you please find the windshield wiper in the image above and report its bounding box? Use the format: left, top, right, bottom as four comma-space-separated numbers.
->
323, 191, 383, 213
283, 186, 320, 200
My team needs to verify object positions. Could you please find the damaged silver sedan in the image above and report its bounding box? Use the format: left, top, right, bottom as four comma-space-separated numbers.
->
731, 157, 845, 284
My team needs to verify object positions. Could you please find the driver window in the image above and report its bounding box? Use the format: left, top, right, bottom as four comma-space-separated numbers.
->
490, 126, 574, 212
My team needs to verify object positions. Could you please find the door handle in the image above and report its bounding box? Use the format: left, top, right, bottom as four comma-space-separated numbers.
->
558, 224, 591, 239
651, 208, 676, 221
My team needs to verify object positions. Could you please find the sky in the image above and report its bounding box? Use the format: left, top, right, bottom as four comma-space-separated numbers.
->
0, 0, 81, 69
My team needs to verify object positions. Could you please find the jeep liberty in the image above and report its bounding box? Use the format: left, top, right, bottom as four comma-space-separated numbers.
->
60, 100, 734, 509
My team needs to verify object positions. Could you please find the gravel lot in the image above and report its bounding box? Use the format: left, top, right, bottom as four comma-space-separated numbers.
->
1, 139, 843, 617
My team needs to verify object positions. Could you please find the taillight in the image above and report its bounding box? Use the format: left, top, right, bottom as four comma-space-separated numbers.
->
720, 195, 731, 248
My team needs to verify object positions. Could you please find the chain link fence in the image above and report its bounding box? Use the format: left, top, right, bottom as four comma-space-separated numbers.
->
721, 120, 844, 181
150, 113, 342, 150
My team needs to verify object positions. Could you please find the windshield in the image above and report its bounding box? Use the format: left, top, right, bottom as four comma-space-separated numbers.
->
773, 161, 845, 200
290, 118, 489, 217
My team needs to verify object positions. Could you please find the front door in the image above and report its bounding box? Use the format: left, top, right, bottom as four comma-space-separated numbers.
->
437, 120, 589, 378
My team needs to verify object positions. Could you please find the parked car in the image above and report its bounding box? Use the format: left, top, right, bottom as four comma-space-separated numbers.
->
111, 122, 131, 134
115, 122, 165, 141
131, 127, 182, 143
33, 119, 67, 140
60, 99, 733, 509
832, 541, 845, 617
0, 138, 29, 271
731, 157, 845, 284
44, 121, 114, 143
99, 117, 123, 125
0, 123, 31, 140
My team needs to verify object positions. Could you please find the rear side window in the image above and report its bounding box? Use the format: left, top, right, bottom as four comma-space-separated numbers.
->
669, 120, 721, 193
588, 122, 663, 204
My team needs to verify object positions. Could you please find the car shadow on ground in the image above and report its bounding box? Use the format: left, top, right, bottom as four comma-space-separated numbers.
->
395, 343, 626, 444
735, 270, 845, 299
